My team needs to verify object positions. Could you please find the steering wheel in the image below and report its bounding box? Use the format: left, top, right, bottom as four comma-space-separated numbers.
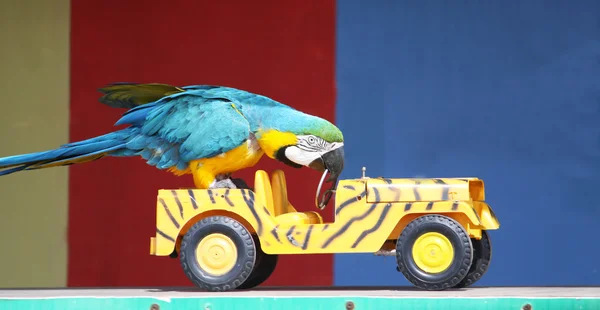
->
315, 169, 337, 210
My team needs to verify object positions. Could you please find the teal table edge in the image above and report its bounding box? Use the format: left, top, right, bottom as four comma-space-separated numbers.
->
1, 296, 599, 310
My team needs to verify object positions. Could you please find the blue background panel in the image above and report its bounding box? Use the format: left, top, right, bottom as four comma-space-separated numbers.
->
334, 0, 600, 286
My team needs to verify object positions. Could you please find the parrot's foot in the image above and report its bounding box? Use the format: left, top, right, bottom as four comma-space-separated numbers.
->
210, 178, 238, 189
215, 173, 232, 181
208, 173, 250, 189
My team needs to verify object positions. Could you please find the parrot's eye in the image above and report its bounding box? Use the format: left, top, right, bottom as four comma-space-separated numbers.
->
297, 135, 326, 151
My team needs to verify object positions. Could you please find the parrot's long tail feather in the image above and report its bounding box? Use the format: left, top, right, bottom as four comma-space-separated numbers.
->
0, 128, 135, 176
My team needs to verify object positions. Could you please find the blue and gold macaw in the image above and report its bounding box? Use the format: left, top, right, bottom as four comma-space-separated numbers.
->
0, 83, 345, 189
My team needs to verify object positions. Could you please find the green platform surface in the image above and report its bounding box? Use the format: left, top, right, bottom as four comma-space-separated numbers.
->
0, 287, 598, 310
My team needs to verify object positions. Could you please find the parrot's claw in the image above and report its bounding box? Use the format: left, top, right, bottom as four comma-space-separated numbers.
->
210, 178, 238, 189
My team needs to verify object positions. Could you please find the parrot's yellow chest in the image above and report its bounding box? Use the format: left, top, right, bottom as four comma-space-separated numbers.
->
196, 138, 265, 173
168, 134, 265, 189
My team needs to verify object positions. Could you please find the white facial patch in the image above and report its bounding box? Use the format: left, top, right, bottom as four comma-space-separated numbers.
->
284, 135, 344, 166
284, 146, 321, 166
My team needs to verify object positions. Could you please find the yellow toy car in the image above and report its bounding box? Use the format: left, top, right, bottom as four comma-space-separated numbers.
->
149, 167, 500, 291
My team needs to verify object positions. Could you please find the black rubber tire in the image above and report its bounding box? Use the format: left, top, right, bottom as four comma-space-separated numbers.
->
396, 214, 473, 290
179, 215, 256, 292
453, 229, 492, 288
238, 234, 279, 289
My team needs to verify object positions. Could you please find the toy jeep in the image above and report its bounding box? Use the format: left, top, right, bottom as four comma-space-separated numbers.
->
149, 167, 500, 291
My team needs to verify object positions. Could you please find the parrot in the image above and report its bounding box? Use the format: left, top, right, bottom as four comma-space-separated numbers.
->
0, 83, 345, 190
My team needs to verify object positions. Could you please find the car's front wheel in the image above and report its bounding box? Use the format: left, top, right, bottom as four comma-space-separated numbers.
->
396, 214, 473, 290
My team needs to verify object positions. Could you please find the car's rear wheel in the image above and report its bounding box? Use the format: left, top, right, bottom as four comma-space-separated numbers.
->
179, 215, 256, 291
396, 214, 473, 290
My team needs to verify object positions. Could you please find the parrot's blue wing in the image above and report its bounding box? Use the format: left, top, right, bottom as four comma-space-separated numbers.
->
114, 92, 251, 171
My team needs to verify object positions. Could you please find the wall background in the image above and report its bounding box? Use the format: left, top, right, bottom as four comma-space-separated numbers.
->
334, 0, 600, 286
0, 0, 69, 288
68, 0, 336, 287
0, 0, 599, 288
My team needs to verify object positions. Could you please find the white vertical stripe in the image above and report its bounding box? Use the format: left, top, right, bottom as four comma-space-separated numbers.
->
0, 0, 69, 288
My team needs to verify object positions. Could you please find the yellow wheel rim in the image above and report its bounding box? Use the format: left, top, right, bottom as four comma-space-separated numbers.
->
411, 232, 454, 274
195, 233, 238, 276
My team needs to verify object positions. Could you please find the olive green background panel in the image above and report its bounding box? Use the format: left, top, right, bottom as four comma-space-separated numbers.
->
0, 297, 599, 310
0, 0, 70, 288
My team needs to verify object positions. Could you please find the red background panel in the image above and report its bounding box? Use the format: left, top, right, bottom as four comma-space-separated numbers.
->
69, 0, 335, 287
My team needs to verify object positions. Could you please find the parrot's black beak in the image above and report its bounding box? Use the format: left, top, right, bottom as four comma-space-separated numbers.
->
309, 146, 345, 183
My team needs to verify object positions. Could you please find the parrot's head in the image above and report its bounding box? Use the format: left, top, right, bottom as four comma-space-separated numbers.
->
261, 114, 345, 184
